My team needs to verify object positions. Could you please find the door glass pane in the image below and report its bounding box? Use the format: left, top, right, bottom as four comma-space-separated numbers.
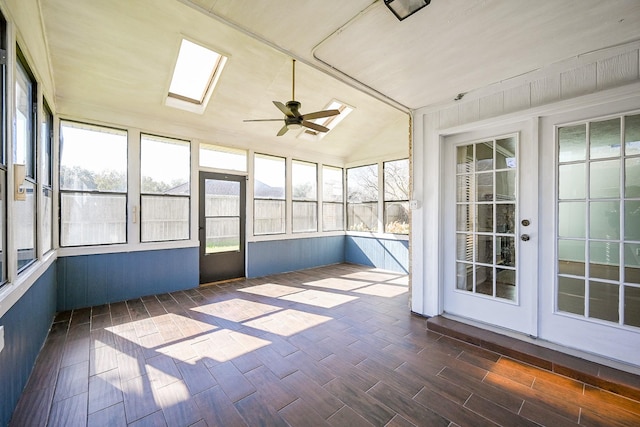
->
625, 243, 640, 284
476, 205, 492, 232
558, 239, 585, 276
476, 142, 493, 171
559, 124, 586, 162
559, 163, 585, 199
624, 286, 640, 327
476, 173, 493, 201
496, 236, 515, 268
625, 201, 640, 241
456, 234, 473, 262
475, 266, 493, 296
456, 175, 473, 202
589, 201, 619, 239
206, 218, 239, 253
457, 145, 474, 173
558, 202, 586, 238
205, 179, 240, 252
495, 170, 516, 201
496, 268, 516, 300
496, 137, 516, 169
589, 281, 619, 322
626, 157, 640, 198
589, 241, 619, 281
625, 114, 640, 155
496, 204, 515, 234
456, 262, 472, 291
455, 137, 517, 302
476, 235, 493, 264
590, 160, 619, 198
590, 119, 620, 159
558, 276, 585, 315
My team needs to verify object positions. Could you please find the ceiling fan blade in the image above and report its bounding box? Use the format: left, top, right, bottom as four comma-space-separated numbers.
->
301, 121, 330, 133
243, 119, 283, 122
301, 109, 340, 121
273, 101, 294, 118
276, 124, 289, 136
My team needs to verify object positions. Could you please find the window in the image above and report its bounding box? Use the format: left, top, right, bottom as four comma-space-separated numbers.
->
166, 39, 227, 113
140, 134, 190, 242
59, 121, 127, 246
384, 159, 409, 234
292, 160, 317, 233
41, 101, 53, 253
322, 165, 344, 231
254, 154, 285, 235
347, 164, 378, 232
557, 114, 640, 327
200, 143, 247, 172
15, 51, 37, 271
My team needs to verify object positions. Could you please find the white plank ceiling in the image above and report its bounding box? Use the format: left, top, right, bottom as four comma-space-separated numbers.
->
35, 0, 640, 163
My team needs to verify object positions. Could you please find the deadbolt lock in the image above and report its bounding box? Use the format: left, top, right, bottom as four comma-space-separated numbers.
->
521, 219, 530, 227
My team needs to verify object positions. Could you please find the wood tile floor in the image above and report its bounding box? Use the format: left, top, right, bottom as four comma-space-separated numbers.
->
10, 264, 640, 426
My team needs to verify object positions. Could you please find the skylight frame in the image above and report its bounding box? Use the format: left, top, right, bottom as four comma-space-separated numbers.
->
165, 38, 228, 114
298, 100, 353, 141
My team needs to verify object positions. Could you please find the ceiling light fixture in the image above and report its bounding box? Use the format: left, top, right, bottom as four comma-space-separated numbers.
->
384, 0, 431, 21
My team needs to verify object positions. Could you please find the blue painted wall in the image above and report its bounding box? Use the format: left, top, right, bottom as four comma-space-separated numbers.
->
345, 235, 409, 273
57, 247, 199, 311
247, 236, 345, 277
0, 263, 57, 427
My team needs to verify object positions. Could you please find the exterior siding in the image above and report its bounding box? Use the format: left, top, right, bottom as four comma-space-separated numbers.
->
345, 236, 409, 273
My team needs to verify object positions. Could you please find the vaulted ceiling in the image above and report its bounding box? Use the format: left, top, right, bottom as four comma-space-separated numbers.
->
36, 0, 640, 164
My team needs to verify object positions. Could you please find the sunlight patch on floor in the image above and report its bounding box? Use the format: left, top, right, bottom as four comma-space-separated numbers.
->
353, 284, 408, 297
243, 309, 332, 336
279, 289, 358, 308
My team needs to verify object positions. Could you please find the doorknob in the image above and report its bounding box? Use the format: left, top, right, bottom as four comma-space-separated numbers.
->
521, 234, 530, 241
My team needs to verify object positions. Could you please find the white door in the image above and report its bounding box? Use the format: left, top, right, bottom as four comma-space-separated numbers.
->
443, 120, 538, 336
539, 99, 640, 366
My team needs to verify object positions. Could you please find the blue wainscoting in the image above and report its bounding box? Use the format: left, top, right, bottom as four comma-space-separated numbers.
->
345, 235, 409, 273
57, 247, 199, 311
247, 236, 345, 277
0, 263, 57, 427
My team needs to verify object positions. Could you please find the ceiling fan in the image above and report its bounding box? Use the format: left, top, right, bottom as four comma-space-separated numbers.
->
243, 59, 340, 136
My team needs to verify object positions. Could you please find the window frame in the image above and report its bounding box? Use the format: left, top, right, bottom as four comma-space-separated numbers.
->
291, 159, 318, 233
346, 163, 379, 232
253, 153, 286, 236
59, 120, 128, 247
15, 47, 38, 273
322, 165, 344, 232
383, 158, 410, 235
139, 133, 191, 243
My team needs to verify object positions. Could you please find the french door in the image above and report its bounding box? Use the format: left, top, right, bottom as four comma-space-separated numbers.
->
199, 172, 246, 284
539, 101, 640, 366
443, 120, 538, 336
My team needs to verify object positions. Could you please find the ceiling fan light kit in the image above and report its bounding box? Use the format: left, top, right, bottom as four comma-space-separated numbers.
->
244, 59, 340, 136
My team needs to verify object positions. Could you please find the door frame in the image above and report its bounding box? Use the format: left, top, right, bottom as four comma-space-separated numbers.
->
198, 171, 247, 284
441, 118, 539, 337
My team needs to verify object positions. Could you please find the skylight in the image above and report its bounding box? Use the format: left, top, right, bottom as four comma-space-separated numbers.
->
166, 39, 227, 113
298, 100, 353, 141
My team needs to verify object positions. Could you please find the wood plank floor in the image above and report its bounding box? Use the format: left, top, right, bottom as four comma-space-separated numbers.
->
10, 264, 640, 426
